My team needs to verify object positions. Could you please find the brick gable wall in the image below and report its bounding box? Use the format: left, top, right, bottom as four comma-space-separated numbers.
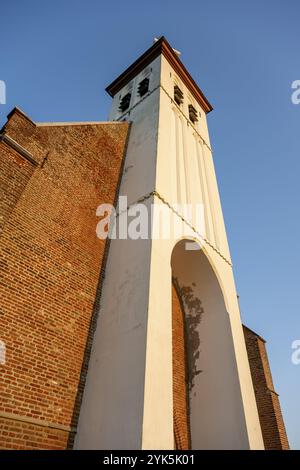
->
0, 108, 130, 449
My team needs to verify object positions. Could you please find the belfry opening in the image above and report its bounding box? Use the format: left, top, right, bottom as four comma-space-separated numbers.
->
172, 276, 190, 450
0, 36, 289, 450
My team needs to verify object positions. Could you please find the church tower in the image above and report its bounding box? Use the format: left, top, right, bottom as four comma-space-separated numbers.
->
75, 37, 264, 450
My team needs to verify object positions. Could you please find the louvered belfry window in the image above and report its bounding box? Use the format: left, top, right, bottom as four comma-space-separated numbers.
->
119, 93, 131, 112
174, 85, 184, 105
138, 77, 149, 97
188, 104, 198, 124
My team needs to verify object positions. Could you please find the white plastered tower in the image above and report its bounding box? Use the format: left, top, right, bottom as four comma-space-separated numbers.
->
75, 37, 264, 450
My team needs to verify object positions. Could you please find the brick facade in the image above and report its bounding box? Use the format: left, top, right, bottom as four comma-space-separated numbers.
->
243, 325, 289, 450
0, 108, 130, 449
172, 280, 190, 450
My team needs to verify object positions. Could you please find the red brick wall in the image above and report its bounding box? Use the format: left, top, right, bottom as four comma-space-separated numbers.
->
0, 108, 130, 449
0, 141, 35, 235
243, 325, 289, 450
172, 280, 190, 450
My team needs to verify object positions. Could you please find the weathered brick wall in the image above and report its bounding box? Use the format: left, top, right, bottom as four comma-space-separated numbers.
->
0, 108, 130, 449
172, 280, 190, 450
0, 141, 34, 235
243, 325, 289, 450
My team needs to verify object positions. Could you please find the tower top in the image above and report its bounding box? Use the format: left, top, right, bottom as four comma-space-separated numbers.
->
106, 36, 213, 114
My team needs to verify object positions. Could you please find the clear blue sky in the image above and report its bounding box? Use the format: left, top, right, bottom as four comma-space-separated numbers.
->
1, 0, 299, 449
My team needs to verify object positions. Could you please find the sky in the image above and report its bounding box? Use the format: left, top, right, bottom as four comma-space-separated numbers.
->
0, 0, 299, 449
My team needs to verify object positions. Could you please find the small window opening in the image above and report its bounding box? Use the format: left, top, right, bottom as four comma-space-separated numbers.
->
119, 93, 131, 112
174, 85, 184, 105
138, 77, 149, 97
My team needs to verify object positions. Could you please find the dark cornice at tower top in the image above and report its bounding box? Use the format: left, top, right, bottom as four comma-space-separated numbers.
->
105, 36, 213, 114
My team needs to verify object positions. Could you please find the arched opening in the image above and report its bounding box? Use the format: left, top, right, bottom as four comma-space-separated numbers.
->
171, 239, 248, 449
